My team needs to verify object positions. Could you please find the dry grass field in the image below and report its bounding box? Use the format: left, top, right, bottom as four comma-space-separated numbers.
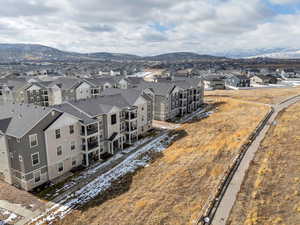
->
51, 98, 269, 225
206, 87, 300, 104
227, 102, 300, 225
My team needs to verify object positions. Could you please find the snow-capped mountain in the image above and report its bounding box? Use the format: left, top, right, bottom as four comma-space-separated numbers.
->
219, 48, 300, 59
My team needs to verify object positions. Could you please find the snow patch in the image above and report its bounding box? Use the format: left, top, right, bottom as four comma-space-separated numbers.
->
32, 133, 171, 225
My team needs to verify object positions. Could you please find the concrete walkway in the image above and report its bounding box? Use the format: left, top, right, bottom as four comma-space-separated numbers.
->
211, 95, 300, 225
0, 200, 42, 225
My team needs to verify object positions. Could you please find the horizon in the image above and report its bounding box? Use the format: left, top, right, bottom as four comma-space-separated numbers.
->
1, 0, 300, 56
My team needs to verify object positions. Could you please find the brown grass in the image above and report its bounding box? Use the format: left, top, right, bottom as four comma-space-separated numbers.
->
227, 101, 300, 225
206, 87, 300, 104
52, 98, 269, 225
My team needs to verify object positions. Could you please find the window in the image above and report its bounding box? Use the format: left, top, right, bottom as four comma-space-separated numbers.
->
58, 162, 64, 172
111, 114, 117, 125
55, 129, 61, 139
71, 141, 76, 151
9, 152, 13, 159
34, 171, 41, 183
19, 155, 23, 162
72, 160, 76, 166
29, 134, 38, 148
17, 138, 21, 143
69, 125, 74, 134
31, 153, 40, 166
57, 146, 62, 156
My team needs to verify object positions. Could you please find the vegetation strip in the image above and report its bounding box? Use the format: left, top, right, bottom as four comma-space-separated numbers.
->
197, 107, 274, 225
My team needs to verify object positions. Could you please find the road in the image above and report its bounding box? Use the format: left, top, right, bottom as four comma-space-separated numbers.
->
211, 95, 300, 225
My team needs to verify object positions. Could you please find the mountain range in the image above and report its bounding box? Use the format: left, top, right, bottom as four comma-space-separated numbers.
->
0, 44, 225, 62
0, 43, 300, 62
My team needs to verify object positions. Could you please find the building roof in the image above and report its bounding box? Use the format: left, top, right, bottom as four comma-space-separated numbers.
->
138, 81, 176, 96
84, 77, 117, 87
52, 77, 82, 90
53, 103, 96, 125
102, 88, 144, 105
0, 103, 54, 137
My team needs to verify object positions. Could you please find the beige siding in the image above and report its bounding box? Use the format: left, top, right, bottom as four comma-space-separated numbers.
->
0, 135, 12, 184
45, 114, 83, 180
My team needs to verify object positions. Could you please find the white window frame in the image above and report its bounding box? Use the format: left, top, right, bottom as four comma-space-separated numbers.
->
57, 146, 63, 156
55, 129, 61, 139
57, 162, 64, 173
31, 152, 40, 166
29, 134, 38, 148
70, 141, 76, 151
34, 170, 41, 183
69, 125, 74, 134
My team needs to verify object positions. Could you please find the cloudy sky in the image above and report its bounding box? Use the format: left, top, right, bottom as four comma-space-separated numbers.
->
0, 0, 300, 55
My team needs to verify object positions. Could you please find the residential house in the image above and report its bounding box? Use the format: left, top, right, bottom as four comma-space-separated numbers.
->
225, 75, 250, 88
250, 75, 277, 85
203, 75, 226, 90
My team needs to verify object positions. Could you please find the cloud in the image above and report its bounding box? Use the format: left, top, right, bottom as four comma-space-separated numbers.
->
0, 0, 58, 17
0, 0, 300, 55
269, 0, 300, 4
81, 24, 115, 33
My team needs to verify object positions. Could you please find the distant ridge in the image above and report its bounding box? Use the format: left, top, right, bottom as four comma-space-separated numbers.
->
0, 43, 226, 62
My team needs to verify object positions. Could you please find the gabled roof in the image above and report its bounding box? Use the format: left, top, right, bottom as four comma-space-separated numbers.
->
102, 88, 145, 105
52, 77, 82, 90
53, 103, 96, 125
84, 77, 117, 87
138, 81, 176, 96
0, 103, 56, 138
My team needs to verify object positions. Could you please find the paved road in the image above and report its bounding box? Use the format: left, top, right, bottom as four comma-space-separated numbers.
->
212, 95, 300, 225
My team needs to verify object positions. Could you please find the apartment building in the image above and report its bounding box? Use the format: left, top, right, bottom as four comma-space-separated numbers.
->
24, 82, 62, 106
139, 78, 204, 121
0, 103, 62, 190
53, 89, 153, 167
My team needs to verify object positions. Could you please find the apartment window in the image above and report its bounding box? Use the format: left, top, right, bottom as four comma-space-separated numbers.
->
9, 152, 13, 159
55, 129, 61, 139
31, 153, 40, 166
29, 134, 38, 148
72, 159, 76, 166
17, 138, 21, 143
57, 146, 62, 156
111, 114, 117, 125
58, 162, 64, 172
34, 171, 41, 183
71, 141, 76, 151
142, 107, 144, 111
19, 155, 23, 162
69, 125, 74, 134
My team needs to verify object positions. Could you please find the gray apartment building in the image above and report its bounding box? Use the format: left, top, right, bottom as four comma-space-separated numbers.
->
139, 78, 204, 121
0, 103, 62, 190
54, 88, 153, 166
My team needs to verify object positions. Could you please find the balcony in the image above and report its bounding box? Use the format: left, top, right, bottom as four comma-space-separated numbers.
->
125, 112, 137, 120
82, 141, 99, 151
81, 124, 98, 136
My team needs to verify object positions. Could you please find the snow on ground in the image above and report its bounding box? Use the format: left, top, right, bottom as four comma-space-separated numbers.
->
47, 135, 156, 198
0, 208, 19, 225
32, 133, 170, 225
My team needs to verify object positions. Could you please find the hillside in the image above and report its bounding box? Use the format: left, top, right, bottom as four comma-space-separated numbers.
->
0, 44, 225, 62
144, 52, 225, 61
